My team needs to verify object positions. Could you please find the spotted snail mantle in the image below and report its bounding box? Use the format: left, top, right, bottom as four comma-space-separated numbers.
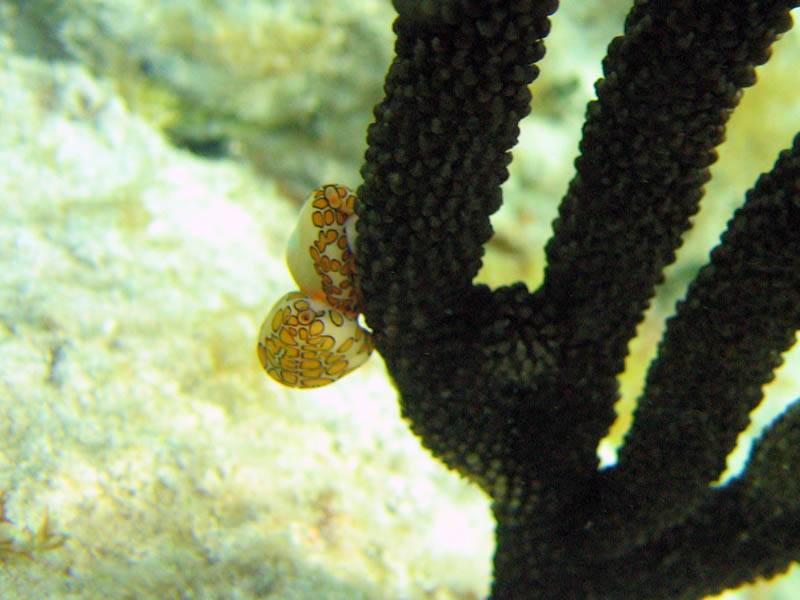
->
257, 184, 373, 389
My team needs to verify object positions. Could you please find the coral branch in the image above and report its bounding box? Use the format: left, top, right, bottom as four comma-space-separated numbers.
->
588, 398, 800, 600
357, 0, 556, 340
592, 131, 800, 556
355, 0, 800, 597
542, 0, 795, 486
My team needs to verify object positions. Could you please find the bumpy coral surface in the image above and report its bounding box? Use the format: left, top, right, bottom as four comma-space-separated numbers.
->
356, 0, 800, 597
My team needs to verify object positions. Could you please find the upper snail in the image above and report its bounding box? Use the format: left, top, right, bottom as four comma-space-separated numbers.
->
257, 184, 373, 388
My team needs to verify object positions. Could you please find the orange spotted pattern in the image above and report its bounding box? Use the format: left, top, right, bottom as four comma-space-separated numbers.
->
258, 184, 372, 388
305, 184, 361, 315
258, 291, 373, 388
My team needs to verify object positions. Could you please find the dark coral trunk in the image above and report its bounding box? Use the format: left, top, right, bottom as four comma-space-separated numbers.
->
356, 0, 800, 598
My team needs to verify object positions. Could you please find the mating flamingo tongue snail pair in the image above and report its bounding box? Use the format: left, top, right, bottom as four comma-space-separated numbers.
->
257, 184, 373, 388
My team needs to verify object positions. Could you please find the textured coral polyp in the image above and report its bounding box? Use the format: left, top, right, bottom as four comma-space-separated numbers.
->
356, 1, 800, 597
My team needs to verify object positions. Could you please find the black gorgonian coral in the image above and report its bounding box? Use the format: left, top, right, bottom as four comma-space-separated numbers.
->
354, 0, 800, 598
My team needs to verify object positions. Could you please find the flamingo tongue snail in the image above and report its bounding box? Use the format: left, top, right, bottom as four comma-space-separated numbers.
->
257, 184, 373, 388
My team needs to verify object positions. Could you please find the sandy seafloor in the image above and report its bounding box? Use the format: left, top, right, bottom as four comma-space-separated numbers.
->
1, 1, 799, 598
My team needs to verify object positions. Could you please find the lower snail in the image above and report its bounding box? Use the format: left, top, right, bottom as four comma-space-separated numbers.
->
257, 184, 373, 388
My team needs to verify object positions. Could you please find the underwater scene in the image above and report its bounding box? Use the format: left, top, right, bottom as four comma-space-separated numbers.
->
1, 0, 799, 598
